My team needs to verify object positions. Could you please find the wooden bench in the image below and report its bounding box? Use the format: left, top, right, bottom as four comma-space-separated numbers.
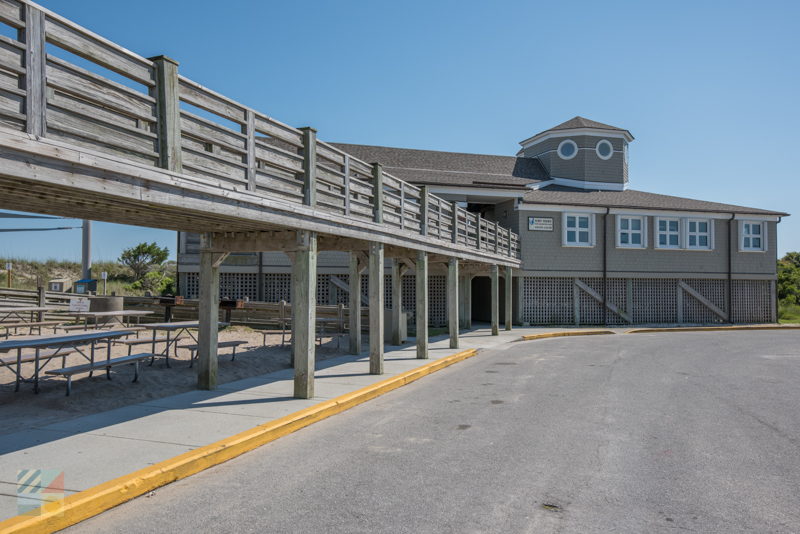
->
0, 321, 64, 338
45, 353, 154, 396
179, 340, 248, 367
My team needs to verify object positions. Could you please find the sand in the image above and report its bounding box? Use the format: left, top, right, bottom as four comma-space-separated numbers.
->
0, 326, 350, 436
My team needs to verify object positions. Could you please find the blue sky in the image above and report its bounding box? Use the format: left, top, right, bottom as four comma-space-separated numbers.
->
1, 0, 798, 260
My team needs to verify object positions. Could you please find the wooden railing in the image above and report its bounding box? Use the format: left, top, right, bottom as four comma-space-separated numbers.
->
0, 0, 520, 260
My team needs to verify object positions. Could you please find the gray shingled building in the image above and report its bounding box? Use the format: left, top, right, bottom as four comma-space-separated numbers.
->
177, 117, 788, 325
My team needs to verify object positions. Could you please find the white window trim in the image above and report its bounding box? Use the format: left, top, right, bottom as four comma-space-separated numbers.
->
615, 215, 647, 249
596, 139, 614, 160
686, 218, 714, 250
739, 220, 768, 252
562, 213, 595, 247
654, 216, 681, 249
557, 139, 578, 160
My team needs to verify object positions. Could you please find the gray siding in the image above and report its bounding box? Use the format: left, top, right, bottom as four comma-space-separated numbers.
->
521, 135, 626, 185
516, 211, 778, 278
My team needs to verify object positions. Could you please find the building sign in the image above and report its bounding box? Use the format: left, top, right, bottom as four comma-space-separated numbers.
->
528, 217, 554, 231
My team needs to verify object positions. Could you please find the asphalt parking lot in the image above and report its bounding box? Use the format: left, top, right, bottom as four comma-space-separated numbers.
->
67, 330, 800, 533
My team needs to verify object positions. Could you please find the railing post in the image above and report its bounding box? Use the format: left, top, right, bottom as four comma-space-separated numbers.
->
244, 109, 256, 191
372, 163, 383, 223
23, 4, 46, 137
507, 229, 513, 257
451, 202, 459, 244
343, 154, 351, 216
419, 186, 429, 236
477, 218, 483, 251
399, 183, 405, 230
300, 127, 317, 207
493, 221, 499, 253
149, 55, 182, 173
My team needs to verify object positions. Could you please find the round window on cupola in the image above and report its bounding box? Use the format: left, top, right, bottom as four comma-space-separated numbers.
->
596, 139, 613, 160
557, 139, 578, 160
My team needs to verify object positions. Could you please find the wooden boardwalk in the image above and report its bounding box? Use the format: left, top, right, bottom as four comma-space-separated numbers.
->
0, 0, 519, 397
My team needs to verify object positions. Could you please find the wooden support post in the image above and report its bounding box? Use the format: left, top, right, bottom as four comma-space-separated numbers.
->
244, 109, 257, 191
343, 154, 351, 216
493, 221, 499, 253
37, 286, 46, 322
348, 252, 362, 355
23, 4, 46, 137
368, 242, 384, 374
149, 56, 182, 172
416, 250, 428, 359
300, 127, 317, 207
463, 274, 472, 330
372, 163, 384, 223
292, 230, 317, 398
451, 202, 459, 244
448, 257, 459, 349
573, 278, 581, 326
198, 239, 220, 390
391, 258, 402, 345
491, 264, 499, 336
505, 266, 513, 331
419, 186, 429, 236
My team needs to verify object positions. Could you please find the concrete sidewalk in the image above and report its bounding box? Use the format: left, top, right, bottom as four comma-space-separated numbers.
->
0, 325, 565, 520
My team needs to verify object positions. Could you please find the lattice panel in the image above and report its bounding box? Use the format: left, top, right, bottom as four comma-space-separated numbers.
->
385, 274, 392, 310
577, 278, 628, 325
182, 272, 199, 299
521, 277, 573, 325
219, 273, 257, 300
316, 274, 331, 305
402, 275, 417, 317
429, 275, 447, 327
264, 273, 291, 303
632, 279, 677, 324
333, 275, 350, 306
731, 280, 773, 323
682, 279, 726, 324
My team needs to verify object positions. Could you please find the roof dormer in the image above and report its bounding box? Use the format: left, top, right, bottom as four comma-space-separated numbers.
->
518, 117, 634, 191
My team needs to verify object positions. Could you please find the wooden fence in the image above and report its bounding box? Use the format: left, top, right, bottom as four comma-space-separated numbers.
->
0, 0, 519, 260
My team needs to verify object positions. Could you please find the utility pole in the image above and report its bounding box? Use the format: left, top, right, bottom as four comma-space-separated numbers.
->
81, 220, 92, 280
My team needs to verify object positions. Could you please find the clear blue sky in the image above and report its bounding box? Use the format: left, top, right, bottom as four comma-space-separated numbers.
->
1, 0, 797, 261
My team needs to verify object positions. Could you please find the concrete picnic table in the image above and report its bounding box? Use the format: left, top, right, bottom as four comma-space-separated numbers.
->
0, 329, 136, 393
141, 321, 229, 368
70, 310, 154, 330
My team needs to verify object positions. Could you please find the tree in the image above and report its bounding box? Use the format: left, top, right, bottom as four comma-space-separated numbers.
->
777, 252, 800, 305
119, 242, 169, 281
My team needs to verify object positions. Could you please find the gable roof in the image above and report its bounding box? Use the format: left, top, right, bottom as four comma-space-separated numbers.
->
330, 143, 547, 188
523, 186, 788, 216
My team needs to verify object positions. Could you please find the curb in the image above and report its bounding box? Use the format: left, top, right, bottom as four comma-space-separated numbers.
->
519, 329, 616, 341
627, 325, 800, 334
0, 348, 478, 534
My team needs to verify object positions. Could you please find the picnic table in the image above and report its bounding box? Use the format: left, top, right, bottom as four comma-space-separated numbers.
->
0, 329, 136, 393
70, 310, 154, 330
0, 306, 55, 323
0, 306, 61, 338
141, 321, 228, 368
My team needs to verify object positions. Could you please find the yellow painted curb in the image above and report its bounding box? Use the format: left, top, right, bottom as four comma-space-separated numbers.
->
627, 325, 800, 334
0, 348, 478, 534
519, 329, 616, 341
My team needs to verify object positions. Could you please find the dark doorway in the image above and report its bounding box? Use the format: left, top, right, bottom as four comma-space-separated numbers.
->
471, 275, 507, 323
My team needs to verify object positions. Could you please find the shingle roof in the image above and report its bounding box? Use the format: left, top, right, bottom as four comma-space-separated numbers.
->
330, 143, 547, 188
523, 186, 788, 216
522, 116, 634, 144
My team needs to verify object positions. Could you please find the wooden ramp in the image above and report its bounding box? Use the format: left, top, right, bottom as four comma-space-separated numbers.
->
0, 0, 520, 397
